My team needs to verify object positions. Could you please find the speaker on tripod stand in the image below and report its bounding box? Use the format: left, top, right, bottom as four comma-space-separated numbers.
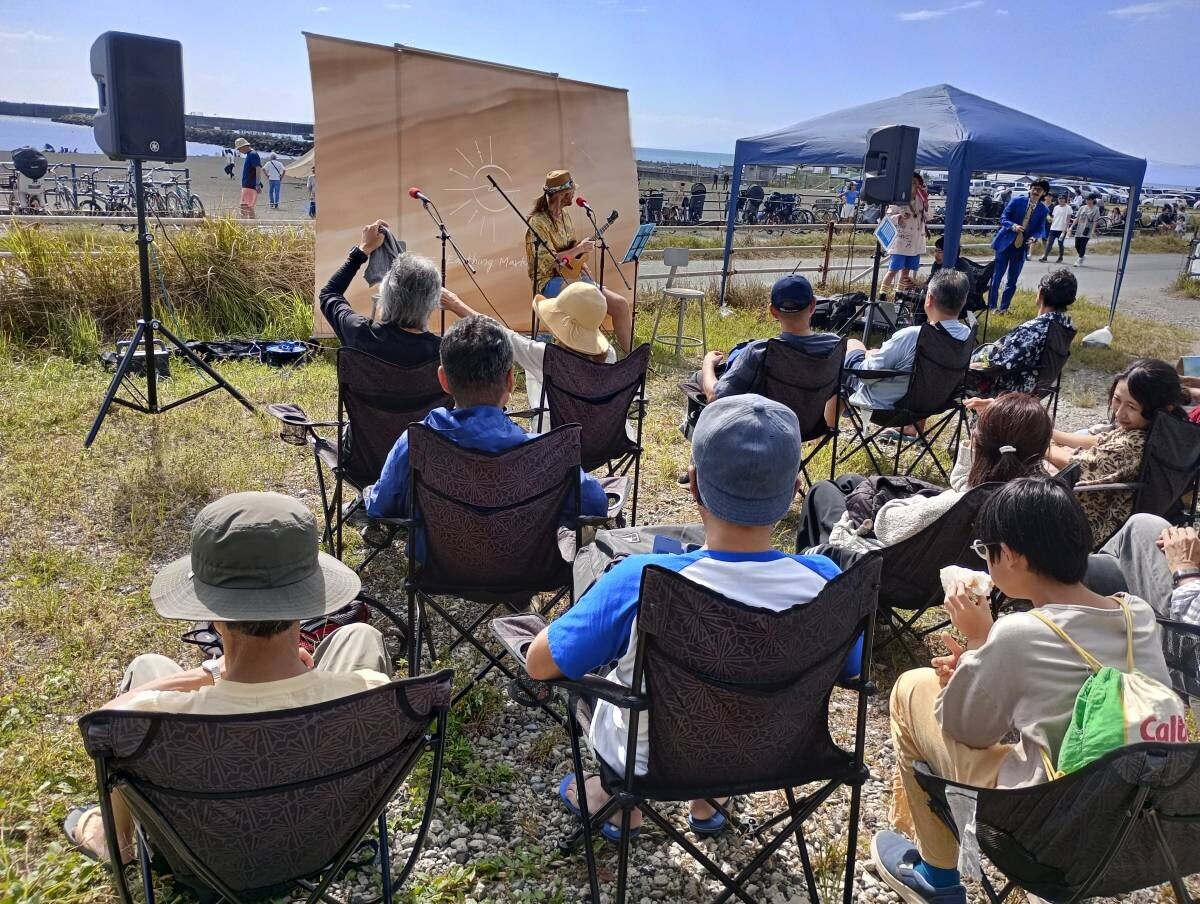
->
858, 124, 920, 341
85, 31, 253, 448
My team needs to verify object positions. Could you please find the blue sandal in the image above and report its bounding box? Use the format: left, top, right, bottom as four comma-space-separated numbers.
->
557, 773, 640, 843
688, 799, 731, 837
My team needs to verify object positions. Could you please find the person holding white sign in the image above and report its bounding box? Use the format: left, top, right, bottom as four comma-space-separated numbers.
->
880, 172, 929, 296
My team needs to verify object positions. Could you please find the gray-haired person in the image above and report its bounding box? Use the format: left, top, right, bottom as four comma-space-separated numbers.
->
318, 219, 442, 368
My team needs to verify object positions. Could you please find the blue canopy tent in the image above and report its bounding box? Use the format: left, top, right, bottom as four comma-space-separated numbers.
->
721, 84, 1146, 329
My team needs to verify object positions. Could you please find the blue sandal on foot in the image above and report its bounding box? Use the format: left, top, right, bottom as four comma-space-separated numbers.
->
557, 773, 640, 843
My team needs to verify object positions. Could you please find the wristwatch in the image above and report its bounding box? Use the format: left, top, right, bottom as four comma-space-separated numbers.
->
1171, 569, 1200, 588
201, 659, 223, 683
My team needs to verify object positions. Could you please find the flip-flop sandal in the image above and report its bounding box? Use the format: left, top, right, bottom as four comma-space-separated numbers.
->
62, 804, 103, 864
688, 799, 732, 837
557, 773, 639, 843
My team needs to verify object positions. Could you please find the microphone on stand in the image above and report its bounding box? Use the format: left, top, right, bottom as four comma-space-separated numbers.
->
575, 196, 594, 215
408, 186, 430, 204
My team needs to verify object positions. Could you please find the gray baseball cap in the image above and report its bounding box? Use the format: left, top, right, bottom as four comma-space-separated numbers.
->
691, 395, 802, 526
150, 492, 361, 622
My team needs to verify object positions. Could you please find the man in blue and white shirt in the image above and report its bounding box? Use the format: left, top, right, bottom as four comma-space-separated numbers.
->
525, 394, 860, 838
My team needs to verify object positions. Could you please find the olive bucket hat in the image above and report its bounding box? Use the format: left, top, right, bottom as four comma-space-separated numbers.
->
150, 491, 361, 622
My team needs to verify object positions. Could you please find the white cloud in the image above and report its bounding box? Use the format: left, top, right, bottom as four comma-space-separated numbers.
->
1107, 1, 1178, 17
896, 0, 983, 22
995, 7, 1010, 12
313, 5, 331, 12
0, 30, 59, 42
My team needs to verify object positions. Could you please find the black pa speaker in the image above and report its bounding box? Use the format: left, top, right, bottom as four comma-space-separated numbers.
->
90, 32, 186, 163
861, 124, 919, 205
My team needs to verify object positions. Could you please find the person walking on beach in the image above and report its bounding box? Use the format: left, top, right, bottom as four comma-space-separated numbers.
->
264, 152, 285, 210
307, 166, 317, 219
838, 180, 859, 223
234, 137, 262, 219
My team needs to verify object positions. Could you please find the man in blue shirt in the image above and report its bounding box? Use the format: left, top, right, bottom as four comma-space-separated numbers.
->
234, 137, 262, 219
363, 314, 608, 523
525, 394, 859, 839
842, 269, 972, 412
988, 179, 1050, 313
839, 180, 859, 222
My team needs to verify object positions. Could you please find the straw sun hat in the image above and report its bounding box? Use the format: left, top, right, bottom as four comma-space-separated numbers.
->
234, 137, 251, 151
542, 169, 575, 195
533, 281, 610, 357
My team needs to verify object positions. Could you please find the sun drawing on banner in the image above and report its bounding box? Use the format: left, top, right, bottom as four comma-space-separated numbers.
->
444, 137, 518, 241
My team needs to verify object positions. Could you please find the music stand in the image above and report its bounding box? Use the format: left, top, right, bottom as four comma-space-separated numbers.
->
621, 223, 656, 324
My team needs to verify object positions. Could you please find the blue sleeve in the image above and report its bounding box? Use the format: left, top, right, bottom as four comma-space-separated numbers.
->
363, 430, 411, 518
579, 470, 609, 518
860, 327, 916, 373
1000, 198, 1021, 231
713, 344, 763, 398
546, 554, 653, 678
794, 553, 841, 581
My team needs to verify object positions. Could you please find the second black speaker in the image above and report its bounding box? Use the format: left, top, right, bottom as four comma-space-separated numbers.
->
91, 32, 186, 163
861, 124, 920, 206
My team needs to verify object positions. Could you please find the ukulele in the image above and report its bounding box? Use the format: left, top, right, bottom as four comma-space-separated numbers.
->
556, 210, 618, 280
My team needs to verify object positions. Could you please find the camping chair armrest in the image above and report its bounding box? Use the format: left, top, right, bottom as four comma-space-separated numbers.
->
365, 515, 415, 529
844, 367, 908, 380
546, 674, 650, 711
578, 515, 613, 527
507, 407, 544, 420
1073, 481, 1142, 495
264, 402, 342, 430
679, 384, 709, 407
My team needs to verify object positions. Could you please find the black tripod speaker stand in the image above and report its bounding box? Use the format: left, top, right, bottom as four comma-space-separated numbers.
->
84, 158, 254, 448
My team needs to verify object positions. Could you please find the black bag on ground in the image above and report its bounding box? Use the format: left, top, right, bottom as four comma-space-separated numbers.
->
811, 291, 866, 331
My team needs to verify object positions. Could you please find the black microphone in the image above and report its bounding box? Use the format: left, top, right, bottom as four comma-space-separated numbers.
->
408, 186, 430, 204
575, 196, 594, 215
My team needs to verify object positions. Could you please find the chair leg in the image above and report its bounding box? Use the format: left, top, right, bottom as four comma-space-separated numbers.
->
650, 299, 667, 351
406, 588, 420, 678
1146, 808, 1193, 903
378, 813, 393, 904
843, 781, 863, 904
565, 708, 603, 904
674, 299, 685, 357
616, 807, 634, 904
697, 294, 708, 352
137, 826, 156, 904
785, 787, 819, 903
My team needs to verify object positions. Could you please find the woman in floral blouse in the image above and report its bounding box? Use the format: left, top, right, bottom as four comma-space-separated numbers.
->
1046, 359, 1187, 544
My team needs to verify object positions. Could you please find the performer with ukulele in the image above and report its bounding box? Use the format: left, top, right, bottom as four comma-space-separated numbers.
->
526, 169, 632, 354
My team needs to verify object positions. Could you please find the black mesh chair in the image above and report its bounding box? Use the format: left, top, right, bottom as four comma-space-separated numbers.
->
77, 669, 452, 904
872, 482, 1000, 662
967, 319, 1076, 419
841, 323, 975, 483
522, 343, 649, 524
913, 743, 1200, 903
1076, 413, 1200, 546
494, 554, 882, 904
681, 337, 846, 487
1159, 617, 1200, 709
394, 423, 598, 709
267, 348, 451, 562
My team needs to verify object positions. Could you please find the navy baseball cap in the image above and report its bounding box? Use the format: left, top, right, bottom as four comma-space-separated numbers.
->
691, 395, 801, 526
770, 275, 815, 312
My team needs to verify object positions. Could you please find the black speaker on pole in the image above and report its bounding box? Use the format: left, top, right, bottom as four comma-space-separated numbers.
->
861, 124, 920, 206
90, 32, 186, 163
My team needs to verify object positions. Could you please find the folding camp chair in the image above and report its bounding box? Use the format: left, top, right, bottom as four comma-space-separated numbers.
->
1076, 412, 1200, 546
520, 342, 649, 524
682, 337, 847, 487
913, 743, 1200, 903
267, 348, 451, 562
391, 423, 603, 710
1158, 616, 1200, 710
492, 554, 882, 904
841, 323, 975, 483
966, 319, 1076, 419
77, 669, 452, 904
870, 482, 1000, 663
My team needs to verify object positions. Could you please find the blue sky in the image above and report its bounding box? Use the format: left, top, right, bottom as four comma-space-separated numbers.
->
1, 0, 1196, 162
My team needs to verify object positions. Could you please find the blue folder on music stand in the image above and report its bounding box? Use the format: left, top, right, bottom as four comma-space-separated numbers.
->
622, 223, 656, 264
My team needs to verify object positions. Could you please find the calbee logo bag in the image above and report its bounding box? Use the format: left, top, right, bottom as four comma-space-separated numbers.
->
1033, 596, 1187, 778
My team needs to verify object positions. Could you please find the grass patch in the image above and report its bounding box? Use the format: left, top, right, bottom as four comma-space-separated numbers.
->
1174, 273, 1200, 300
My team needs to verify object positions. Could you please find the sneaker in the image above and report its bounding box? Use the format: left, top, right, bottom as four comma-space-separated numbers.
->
676, 472, 691, 486
1037, 257, 1047, 262
871, 832, 966, 904
1056, 256, 1063, 263
1074, 257, 1083, 267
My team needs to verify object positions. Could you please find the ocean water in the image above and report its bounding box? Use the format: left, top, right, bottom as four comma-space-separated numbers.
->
0, 115, 226, 156
634, 146, 734, 167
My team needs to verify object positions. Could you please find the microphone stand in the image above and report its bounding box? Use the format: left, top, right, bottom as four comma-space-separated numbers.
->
416, 195, 477, 333
583, 206, 632, 293
487, 174, 552, 339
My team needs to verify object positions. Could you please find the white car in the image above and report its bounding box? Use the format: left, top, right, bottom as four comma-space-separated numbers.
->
1145, 195, 1188, 207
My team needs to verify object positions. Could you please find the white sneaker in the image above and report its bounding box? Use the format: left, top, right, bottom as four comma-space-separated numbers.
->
1074, 257, 1083, 267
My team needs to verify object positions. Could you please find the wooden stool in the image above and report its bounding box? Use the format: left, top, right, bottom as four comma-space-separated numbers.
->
651, 247, 707, 357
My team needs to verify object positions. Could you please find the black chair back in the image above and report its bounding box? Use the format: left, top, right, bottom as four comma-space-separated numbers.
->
1158, 617, 1200, 705
540, 343, 649, 472
1132, 412, 1200, 518
893, 323, 974, 418
916, 743, 1200, 902
408, 423, 581, 597
761, 337, 846, 442
1032, 319, 1077, 397
336, 348, 451, 490
631, 555, 881, 800
77, 671, 452, 899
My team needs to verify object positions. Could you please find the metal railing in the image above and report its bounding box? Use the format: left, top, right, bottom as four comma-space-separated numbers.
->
0, 162, 195, 217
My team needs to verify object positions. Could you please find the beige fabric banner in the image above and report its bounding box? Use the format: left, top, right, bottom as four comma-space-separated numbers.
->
305, 34, 638, 336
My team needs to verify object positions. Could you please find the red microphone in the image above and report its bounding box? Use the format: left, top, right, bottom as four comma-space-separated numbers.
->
409, 186, 430, 203
575, 196, 594, 214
